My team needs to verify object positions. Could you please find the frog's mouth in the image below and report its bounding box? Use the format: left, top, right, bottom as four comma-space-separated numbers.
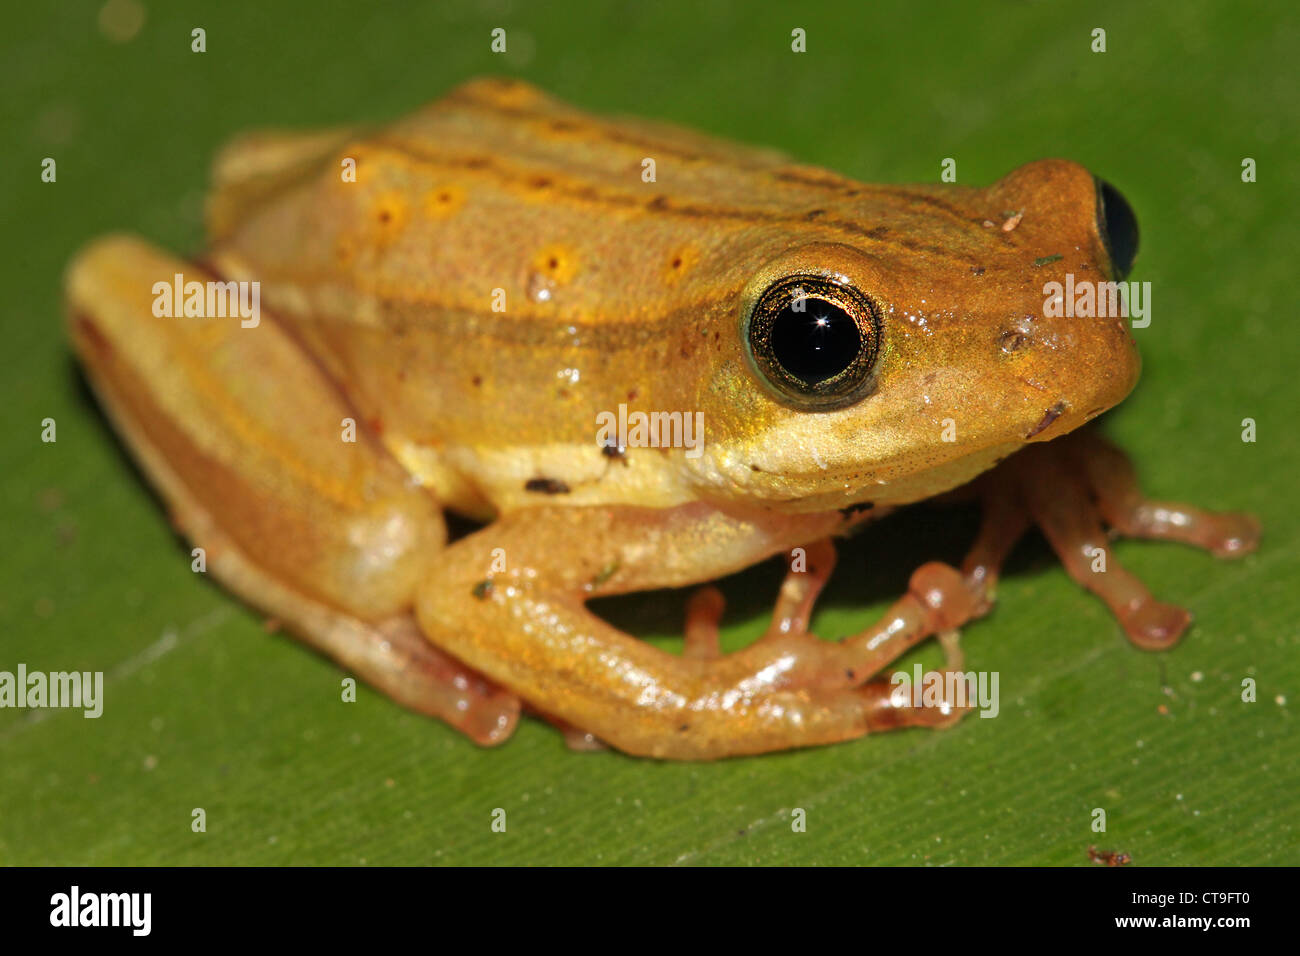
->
695, 432, 1020, 513
696, 388, 1126, 513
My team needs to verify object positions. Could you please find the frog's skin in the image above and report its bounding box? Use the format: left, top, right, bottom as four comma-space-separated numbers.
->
65, 78, 1259, 759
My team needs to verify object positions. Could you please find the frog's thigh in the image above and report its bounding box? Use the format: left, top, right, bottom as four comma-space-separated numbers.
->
66, 236, 518, 743
415, 507, 978, 759
206, 125, 358, 241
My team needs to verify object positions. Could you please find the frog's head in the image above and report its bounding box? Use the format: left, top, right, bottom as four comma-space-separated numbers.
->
693, 159, 1142, 511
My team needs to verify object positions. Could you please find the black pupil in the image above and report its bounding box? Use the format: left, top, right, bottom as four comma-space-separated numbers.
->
1097, 178, 1139, 280
770, 297, 861, 385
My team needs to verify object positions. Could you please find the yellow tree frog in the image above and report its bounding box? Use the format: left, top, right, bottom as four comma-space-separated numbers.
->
65, 78, 1259, 758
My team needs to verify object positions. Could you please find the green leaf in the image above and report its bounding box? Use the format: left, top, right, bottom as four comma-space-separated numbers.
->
2, 0, 1295, 865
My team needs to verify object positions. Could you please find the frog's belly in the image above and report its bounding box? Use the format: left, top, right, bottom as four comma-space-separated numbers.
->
385, 435, 702, 520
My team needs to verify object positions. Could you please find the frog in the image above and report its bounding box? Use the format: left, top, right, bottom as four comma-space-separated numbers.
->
65, 77, 1259, 759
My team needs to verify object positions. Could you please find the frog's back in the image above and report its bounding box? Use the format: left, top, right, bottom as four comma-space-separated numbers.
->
205, 78, 1032, 517
204, 79, 880, 512
209, 77, 884, 331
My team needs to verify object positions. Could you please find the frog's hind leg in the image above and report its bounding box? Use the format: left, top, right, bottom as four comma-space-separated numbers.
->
187, 532, 519, 746
65, 235, 519, 744
206, 126, 359, 241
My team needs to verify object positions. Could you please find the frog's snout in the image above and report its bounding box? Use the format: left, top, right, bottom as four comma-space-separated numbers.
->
992, 160, 1140, 283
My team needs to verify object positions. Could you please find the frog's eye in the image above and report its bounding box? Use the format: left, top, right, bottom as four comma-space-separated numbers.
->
744, 273, 882, 409
1095, 178, 1139, 281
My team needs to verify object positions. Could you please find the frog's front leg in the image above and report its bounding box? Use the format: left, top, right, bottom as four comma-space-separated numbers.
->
65, 237, 519, 744
416, 507, 981, 759
963, 429, 1260, 649
682, 538, 837, 660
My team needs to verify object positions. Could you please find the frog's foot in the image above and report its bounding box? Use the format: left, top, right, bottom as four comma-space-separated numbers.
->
879, 628, 976, 730
418, 509, 984, 758
965, 429, 1260, 650
144, 452, 521, 744
685, 536, 974, 721
527, 711, 609, 752
560, 726, 609, 752
1071, 429, 1260, 558
764, 541, 975, 732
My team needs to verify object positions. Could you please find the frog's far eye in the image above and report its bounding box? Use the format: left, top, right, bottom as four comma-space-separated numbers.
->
1096, 178, 1139, 281
745, 274, 882, 409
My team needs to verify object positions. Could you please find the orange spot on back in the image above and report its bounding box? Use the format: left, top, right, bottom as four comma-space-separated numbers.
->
422, 184, 466, 219
531, 243, 580, 284
662, 244, 699, 284
369, 190, 408, 245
